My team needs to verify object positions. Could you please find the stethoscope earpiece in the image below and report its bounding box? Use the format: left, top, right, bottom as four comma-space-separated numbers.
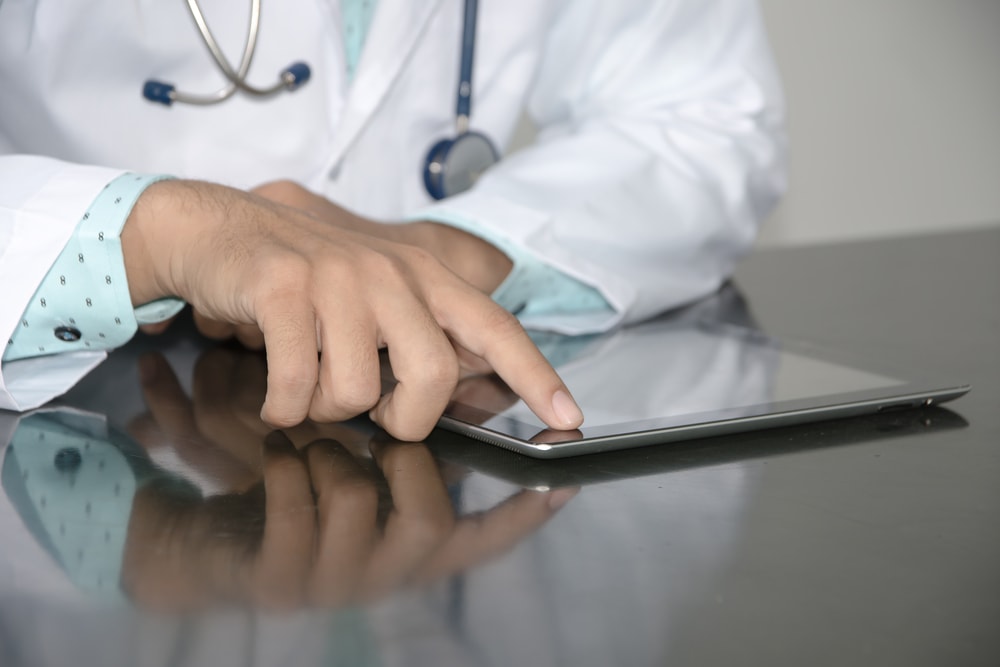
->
142, 0, 310, 107
142, 80, 177, 106
281, 62, 312, 91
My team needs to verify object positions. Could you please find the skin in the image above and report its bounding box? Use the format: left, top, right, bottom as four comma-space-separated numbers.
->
121, 180, 583, 441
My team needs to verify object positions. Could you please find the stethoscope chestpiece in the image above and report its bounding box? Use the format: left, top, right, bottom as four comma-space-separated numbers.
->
423, 131, 500, 200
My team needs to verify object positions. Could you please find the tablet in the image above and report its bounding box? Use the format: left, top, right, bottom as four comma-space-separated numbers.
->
428, 407, 970, 488
437, 288, 971, 459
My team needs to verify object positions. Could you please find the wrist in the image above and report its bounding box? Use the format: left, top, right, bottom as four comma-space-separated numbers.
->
121, 180, 189, 307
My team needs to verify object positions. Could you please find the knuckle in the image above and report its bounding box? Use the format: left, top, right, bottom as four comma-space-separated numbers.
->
252, 179, 303, 204
361, 249, 409, 282
254, 253, 313, 292
421, 354, 460, 392
398, 244, 438, 268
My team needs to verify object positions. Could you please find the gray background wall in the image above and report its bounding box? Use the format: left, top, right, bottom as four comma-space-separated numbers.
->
757, 0, 1000, 246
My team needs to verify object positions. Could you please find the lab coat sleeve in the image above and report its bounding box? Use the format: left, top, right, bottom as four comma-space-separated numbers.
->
414, 0, 786, 335
0, 155, 125, 411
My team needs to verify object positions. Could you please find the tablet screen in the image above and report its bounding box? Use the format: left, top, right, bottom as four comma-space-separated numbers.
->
438, 289, 964, 457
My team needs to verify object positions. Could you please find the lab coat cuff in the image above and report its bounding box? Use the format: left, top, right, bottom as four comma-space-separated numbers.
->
0, 159, 125, 355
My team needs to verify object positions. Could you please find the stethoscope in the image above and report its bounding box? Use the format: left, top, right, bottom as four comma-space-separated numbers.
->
142, 0, 499, 201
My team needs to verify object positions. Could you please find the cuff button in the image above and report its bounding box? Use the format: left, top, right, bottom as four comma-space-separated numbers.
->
54, 326, 83, 342
54, 447, 83, 472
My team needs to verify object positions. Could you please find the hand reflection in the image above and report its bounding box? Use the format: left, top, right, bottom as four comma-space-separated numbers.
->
128, 348, 273, 491
121, 349, 576, 611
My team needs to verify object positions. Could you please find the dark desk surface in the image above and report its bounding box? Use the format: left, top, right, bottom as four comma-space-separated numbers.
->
2, 227, 998, 667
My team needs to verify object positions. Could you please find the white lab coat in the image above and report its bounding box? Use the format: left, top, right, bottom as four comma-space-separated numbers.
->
0, 0, 786, 411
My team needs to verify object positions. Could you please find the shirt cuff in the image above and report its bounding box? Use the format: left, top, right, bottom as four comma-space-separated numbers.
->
4, 173, 182, 362
410, 212, 614, 319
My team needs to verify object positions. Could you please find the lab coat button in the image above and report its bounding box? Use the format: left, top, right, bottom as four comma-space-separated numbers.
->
54, 326, 82, 342
54, 447, 82, 472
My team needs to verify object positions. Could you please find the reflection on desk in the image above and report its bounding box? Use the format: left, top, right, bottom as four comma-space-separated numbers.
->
1, 393, 574, 612
0, 288, 761, 666
0, 225, 993, 667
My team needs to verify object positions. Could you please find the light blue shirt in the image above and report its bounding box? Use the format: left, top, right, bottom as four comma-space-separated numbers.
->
342, 0, 378, 79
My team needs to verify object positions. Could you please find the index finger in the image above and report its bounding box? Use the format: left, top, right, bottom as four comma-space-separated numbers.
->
432, 287, 584, 431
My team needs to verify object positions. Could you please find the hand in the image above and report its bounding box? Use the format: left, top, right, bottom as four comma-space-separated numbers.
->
122, 353, 577, 611
121, 180, 582, 440
251, 180, 513, 294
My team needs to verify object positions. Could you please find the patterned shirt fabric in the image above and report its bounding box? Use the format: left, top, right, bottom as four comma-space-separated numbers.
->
4, 174, 184, 364
3, 412, 136, 601
342, 0, 378, 80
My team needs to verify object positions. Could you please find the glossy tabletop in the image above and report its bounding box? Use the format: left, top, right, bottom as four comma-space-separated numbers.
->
1, 227, 998, 667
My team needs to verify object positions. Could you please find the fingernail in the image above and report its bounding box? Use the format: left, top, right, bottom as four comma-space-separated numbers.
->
547, 487, 579, 510
138, 355, 158, 385
551, 390, 583, 428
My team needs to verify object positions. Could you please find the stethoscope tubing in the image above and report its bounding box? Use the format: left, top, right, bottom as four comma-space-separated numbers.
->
455, 0, 479, 133
144, 0, 308, 106
145, 0, 496, 201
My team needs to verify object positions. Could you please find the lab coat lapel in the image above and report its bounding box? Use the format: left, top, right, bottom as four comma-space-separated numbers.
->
325, 0, 444, 172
